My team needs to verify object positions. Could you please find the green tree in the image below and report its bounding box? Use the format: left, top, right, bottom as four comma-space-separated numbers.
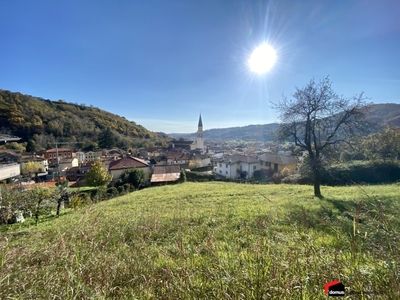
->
22, 161, 43, 177
116, 168, 146, 190
26, 139, 36, 152
85, 160, 112, 187
361, 127, 400, 161
98, 127, 117, 149
274, 77, 369, 197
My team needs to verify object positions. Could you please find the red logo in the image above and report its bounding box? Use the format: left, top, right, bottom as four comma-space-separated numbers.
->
324, 280, 345, 297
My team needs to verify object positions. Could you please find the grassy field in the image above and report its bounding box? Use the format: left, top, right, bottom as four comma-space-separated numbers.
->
1, 182, 399, 299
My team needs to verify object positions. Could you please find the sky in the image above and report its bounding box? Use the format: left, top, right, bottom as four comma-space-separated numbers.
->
1, 0, 399, 133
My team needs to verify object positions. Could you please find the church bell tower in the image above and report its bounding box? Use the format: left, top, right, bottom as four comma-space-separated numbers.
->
196, 114, 204, 149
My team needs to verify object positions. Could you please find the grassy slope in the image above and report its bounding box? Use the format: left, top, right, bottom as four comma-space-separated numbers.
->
1, 182, 399, 299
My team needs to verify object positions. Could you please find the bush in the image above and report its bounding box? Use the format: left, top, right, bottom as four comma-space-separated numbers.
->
180, 168, 186, 183
283, 160, 400, 185
322, 160, 400, 185
69, 193, 91, 210
185, 171, 215, 182
123, 183, 133, 193
90, 187, 107, 202
117, 185, 125, 195
106, 187, 118, 198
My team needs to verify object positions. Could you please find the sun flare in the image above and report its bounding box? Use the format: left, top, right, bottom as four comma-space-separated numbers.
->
248, 44, 277, 74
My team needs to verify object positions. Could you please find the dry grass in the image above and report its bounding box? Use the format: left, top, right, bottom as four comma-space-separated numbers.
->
0, 182, 399, 299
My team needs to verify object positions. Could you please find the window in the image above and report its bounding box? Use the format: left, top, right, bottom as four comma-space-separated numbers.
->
219, 170, 222, 173
219, 163, 222, 167
225, 164, 228, 168
226, 171, 228, 174
260, 161, 263, 166
253, 166, 256, 170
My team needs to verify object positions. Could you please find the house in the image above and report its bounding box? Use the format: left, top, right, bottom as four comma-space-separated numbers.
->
258, 153, 297, 172
0, 163, 20, 181
85, 151, 102, 162
66, 163, 92, 182
57, 158, 79, 176
108, 156, 151, 180
214, 154, 261, 179
139, 147, 164, 159
19, 153, 49, 175
150, 165, 181, 185
191, 153, 211, 167
75, 151, 86, 163
42, 148, 72, 164
0, 150, 21, 164
165, 151, 191, 165
170, 140, 197, 150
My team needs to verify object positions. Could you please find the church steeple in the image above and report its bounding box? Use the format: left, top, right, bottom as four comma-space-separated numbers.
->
198, 114, 203, 128
196, 113, 204, 149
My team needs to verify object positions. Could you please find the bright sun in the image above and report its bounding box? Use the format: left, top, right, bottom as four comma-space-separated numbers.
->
248, 44, 277, 74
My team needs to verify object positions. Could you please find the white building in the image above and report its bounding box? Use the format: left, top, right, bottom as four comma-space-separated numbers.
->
214, 154, 261, 180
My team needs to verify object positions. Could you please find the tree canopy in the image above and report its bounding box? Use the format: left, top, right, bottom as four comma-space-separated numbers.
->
85, 161, 113, 187
115, 168, 147, 190
274, 77, 370, 197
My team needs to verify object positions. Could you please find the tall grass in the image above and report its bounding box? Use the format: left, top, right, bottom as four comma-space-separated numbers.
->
0, 182, 399, 299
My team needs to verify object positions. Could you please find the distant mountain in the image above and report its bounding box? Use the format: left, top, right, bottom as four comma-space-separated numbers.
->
365, 103, 400, 128
170, 103, 400, 142
170, 123, 280, 142
0, 89, 169, 150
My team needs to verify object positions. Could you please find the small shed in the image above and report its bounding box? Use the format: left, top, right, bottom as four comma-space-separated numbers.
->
151, 165, 181, 185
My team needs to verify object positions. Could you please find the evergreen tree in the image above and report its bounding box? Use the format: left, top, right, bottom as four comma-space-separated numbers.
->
98, 128, 117, 149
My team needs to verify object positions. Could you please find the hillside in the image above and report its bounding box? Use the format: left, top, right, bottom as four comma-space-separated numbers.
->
170, 103, 400, 142
170, 123, 280, 142
1, 182, 399, 299
0, 89, 169, 150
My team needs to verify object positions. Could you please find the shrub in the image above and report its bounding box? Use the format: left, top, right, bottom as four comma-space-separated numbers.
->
180, 168, 186, 182
123, 183, 133, 193
185, 171, 215, 182
69, 194, 91, 210
106, 187, 118, 198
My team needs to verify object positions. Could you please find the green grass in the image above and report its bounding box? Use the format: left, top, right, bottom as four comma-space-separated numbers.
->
1, 182, 399, 299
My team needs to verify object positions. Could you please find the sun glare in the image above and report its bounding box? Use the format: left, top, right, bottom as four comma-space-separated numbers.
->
248, 44, 277, 74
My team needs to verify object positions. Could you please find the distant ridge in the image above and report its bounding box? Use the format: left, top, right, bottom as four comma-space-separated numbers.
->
170, 103, 400, 142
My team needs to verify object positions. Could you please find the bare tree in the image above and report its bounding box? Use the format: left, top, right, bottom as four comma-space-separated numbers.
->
274, 77, 370, 197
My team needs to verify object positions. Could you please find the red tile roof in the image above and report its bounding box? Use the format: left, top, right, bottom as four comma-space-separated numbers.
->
108, 156, 149, 170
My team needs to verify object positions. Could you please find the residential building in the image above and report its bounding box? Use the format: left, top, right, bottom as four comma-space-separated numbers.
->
214, 154, 261, 179
19, 153, 49, 174
258, 153, 297, 172
85, 151, 102, 162
170, 140, 197, 150
42, 148, 72, 164
0, 163, 20, 181
108, 156, 151, 180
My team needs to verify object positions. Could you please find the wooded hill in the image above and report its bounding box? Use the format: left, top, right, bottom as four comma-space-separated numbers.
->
170, 123, 280, 142
0, 89, 169, 151
170, 103, 400, 142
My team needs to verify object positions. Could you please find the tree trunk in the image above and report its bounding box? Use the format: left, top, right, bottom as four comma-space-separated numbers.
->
313, 168, 322, 198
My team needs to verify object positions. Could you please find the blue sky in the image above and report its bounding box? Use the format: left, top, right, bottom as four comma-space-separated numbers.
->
1, 0, 399, 133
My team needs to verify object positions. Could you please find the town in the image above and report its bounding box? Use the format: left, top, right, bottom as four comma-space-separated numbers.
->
0, 114, 298, 187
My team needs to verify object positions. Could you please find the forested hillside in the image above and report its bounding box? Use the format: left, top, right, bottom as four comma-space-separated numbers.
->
0, 89, 169, 151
